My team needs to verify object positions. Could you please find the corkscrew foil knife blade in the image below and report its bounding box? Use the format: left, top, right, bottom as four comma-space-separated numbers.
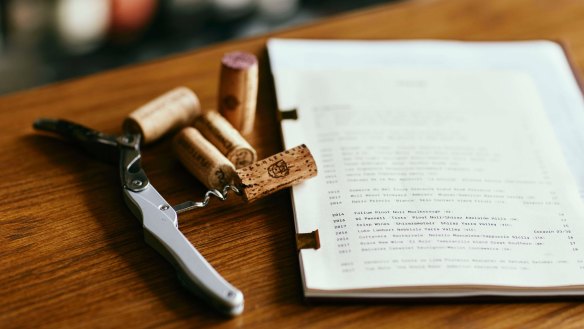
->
33, 118, 244, 316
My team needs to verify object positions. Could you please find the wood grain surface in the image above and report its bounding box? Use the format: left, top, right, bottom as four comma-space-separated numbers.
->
2, 0, 584, 327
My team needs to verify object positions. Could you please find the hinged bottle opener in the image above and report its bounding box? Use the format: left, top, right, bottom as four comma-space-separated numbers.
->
34, 118, 244, 316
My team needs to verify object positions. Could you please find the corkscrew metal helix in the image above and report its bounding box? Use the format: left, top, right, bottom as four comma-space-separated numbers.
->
174, 185, 242, 214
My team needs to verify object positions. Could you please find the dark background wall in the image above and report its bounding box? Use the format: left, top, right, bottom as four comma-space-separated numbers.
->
0, 0, 390, 95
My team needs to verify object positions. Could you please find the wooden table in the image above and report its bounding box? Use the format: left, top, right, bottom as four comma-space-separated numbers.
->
2, 0, 584, 327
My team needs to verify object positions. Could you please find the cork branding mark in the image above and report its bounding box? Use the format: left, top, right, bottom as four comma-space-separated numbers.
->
233, 149, 255, 168
223, 95, 240, 110
215, 169, 229, 186
268, 160, 289, 178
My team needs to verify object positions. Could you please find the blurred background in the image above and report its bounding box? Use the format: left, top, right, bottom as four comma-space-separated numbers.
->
0, 0, 391, 95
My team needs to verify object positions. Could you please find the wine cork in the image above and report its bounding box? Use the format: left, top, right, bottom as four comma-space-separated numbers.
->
124, 87, 201, 144
218, 51, 258, 135
173, 127, 237, 190
194, 111, 257, 169
235, 144, 317, 203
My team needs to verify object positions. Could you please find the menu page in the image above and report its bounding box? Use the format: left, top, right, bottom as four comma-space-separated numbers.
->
269, 39, 584, 200
279, 69, 584, 292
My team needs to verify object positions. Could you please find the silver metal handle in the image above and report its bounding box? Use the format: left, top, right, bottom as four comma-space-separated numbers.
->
123, 186, 244, 316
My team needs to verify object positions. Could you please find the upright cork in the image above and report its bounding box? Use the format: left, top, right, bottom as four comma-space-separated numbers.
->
124, 87, 201, 144
194, 111, 257, 169
218, 51, 258, 135
173, 127, 237, 190
235, 144, 317, 203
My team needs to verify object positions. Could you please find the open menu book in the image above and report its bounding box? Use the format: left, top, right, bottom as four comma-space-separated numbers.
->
267, 39, 584, 299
